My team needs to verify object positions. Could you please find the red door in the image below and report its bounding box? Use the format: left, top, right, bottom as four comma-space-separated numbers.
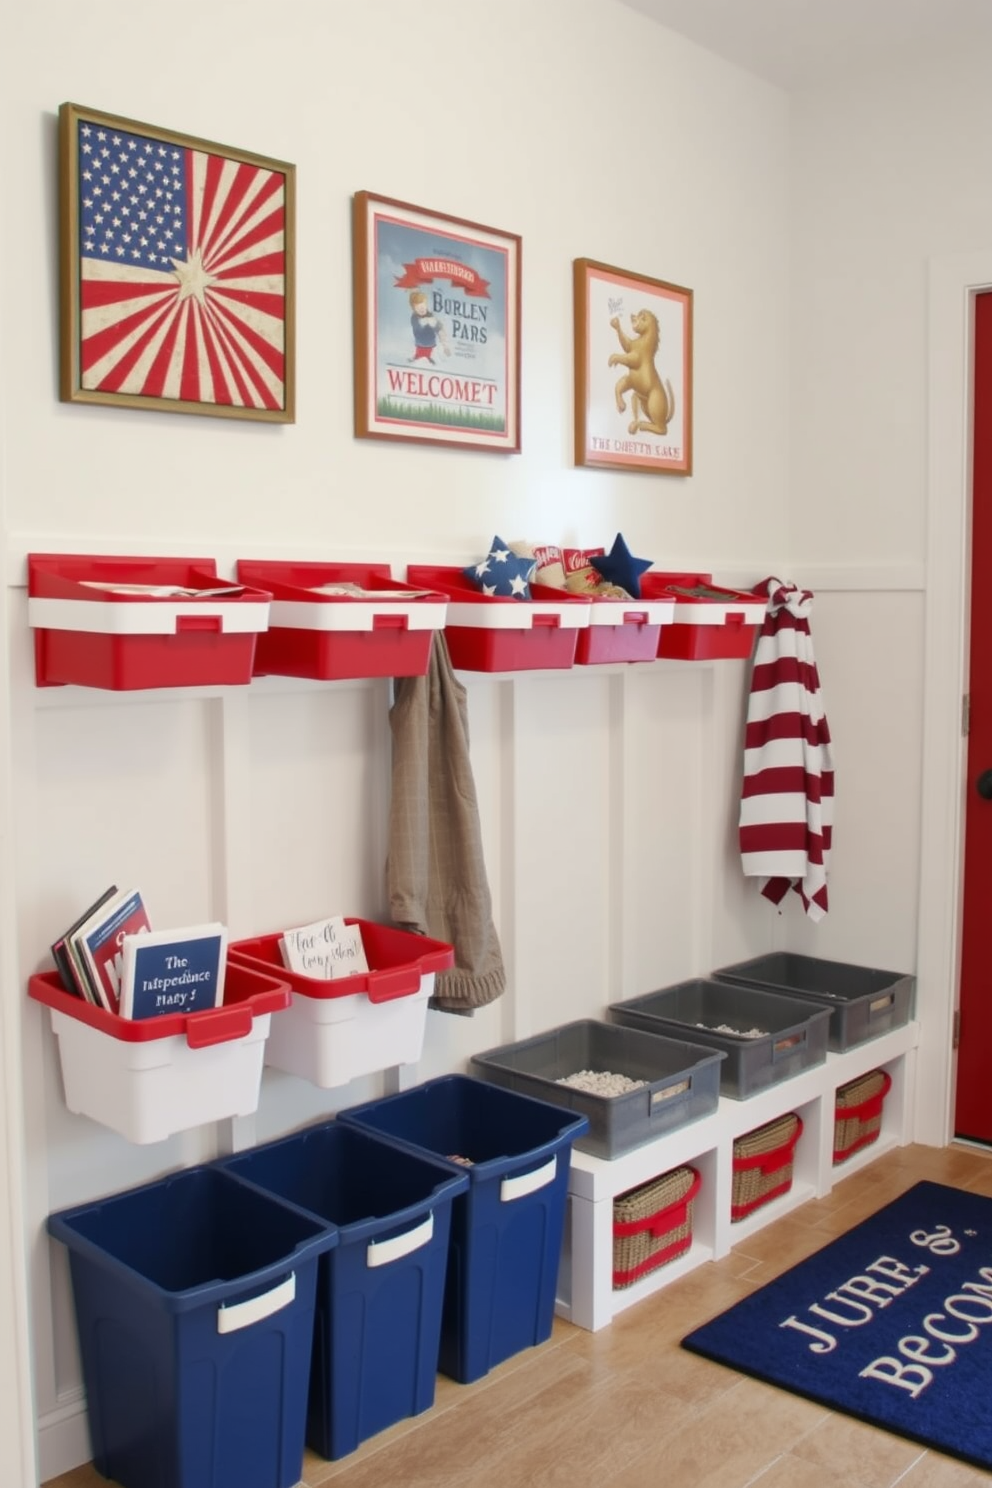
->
955, 289, 992, 1142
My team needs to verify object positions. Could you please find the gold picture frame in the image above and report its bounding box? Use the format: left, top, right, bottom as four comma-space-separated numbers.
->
574, 257, 692, 475
59, 101, 295, 422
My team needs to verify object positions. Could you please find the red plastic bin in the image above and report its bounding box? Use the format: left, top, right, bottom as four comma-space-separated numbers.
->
236, 559, 448, 680
406, 565, 589, 672
28, 554, 271, 690
29, 960, 289, 1143
229, 920, 454, 1088
640, 572, 767, 660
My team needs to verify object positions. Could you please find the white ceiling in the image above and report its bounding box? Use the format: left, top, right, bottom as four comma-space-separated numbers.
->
617, 0, 992, 89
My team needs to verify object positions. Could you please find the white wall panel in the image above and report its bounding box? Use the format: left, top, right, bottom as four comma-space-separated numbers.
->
789, 45, 992, 568
620, 664, 710, 995
778, 592, 925, 975
234, 681, 391, 937
31, 696, 214, 921
509, 671, 614, 1032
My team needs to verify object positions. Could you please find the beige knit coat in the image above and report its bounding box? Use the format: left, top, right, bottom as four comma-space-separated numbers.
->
386, 634, 506, 1015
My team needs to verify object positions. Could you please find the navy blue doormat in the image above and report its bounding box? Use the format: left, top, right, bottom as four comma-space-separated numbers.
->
682, 1182, 992, 1471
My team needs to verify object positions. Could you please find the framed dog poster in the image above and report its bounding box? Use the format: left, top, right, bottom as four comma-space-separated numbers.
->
353, 191, 521, 453
574, 258, 692, 475
59, 101, 295, 422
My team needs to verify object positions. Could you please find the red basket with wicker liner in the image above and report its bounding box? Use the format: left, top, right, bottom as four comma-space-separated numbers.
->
833, 1068, 891, 1164
731, 1112, 803, 1222
612, 1164, 701, 1289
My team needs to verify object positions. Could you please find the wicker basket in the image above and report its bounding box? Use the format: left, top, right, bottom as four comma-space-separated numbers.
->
731, 1112, 802, 1222
612, 1164, 701, 1289
834, 1068, 891, 1164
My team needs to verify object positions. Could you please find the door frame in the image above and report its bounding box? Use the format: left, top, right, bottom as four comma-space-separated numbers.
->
917, 250, 992, 1146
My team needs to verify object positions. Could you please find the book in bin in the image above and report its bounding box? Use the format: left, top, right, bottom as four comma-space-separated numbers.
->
50, 883, 118, 1002
119, 923, 228, 1021
51, 886, 151, 1013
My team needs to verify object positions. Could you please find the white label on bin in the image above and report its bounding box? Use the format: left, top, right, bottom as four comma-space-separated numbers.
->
652, 1079, 690, 1106
367, 1213, 434, 1268
216, 1273, 296, 1334
500, 1156, 557, 1203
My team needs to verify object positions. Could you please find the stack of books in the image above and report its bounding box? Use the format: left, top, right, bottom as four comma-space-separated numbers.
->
51, 886, 227, 1021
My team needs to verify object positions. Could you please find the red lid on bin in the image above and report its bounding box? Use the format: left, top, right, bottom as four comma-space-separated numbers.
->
29, 960, 289, 1048
228, 919, 454, 1003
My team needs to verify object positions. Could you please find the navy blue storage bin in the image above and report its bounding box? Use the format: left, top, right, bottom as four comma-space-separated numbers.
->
338, 1073, 589, 1384
218, 1120, 468, 1461
47, 1165, 336, 1488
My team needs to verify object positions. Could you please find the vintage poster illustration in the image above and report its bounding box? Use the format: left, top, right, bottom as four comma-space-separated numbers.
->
575, 259, 692, 475
354, 193, 520, 452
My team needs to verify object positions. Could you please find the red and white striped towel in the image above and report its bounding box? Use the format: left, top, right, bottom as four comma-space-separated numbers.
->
739, 577, 834, 921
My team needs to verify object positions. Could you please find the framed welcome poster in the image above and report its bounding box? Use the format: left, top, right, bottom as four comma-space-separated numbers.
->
58, 102, 295, 422
353, 191, 521, 453
574, 257, 692, 475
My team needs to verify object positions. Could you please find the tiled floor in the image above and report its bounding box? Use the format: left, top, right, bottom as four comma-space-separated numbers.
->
43, 1141, 992, 1488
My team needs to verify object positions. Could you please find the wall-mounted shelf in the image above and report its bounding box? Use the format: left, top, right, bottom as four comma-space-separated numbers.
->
25, 552, 766, 690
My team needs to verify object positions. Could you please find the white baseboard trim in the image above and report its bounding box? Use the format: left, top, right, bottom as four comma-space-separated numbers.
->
37, 1392, 91, 1483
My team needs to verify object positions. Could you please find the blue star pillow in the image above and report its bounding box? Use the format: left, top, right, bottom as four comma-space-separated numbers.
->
590, 533, 653, 598
463, 535, 535, 600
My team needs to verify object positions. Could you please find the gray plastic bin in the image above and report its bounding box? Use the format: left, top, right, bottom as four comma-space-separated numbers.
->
712, 953, 914, 1053
609, 980, 830, 1100
470, 1018, 724, 1159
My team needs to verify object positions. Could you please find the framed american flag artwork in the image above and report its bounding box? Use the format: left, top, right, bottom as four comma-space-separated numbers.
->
353, 191, 521, 453
58, 102, 295, 422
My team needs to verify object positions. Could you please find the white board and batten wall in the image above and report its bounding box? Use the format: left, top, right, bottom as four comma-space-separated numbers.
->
0, 0, 981, 1480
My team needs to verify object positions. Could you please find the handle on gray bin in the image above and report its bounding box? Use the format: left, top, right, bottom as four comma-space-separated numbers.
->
651, 1076, 691, 1113
772, 1028, 807, 1061
869, 992, 895, 1017
216, 1272, 296, 1334
367, 1212, 434, 1268
500, 1155, 557, 1202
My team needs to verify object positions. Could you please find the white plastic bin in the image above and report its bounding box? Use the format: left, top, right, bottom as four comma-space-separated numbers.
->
228, 921, 453, 1088
29, 962, 289, 1144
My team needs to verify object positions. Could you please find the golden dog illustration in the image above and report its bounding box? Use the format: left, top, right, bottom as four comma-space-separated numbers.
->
608, 309, 675, 436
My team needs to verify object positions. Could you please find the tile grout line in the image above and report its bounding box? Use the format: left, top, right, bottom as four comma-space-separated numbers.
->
888, 1450, 928, 1485
740, 1451, 785, 1487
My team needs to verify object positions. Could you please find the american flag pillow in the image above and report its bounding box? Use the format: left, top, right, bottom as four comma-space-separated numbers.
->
463, 536, 535, 599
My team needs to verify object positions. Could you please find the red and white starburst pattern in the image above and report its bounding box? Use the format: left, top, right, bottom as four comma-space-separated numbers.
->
79, 135, 287, 411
